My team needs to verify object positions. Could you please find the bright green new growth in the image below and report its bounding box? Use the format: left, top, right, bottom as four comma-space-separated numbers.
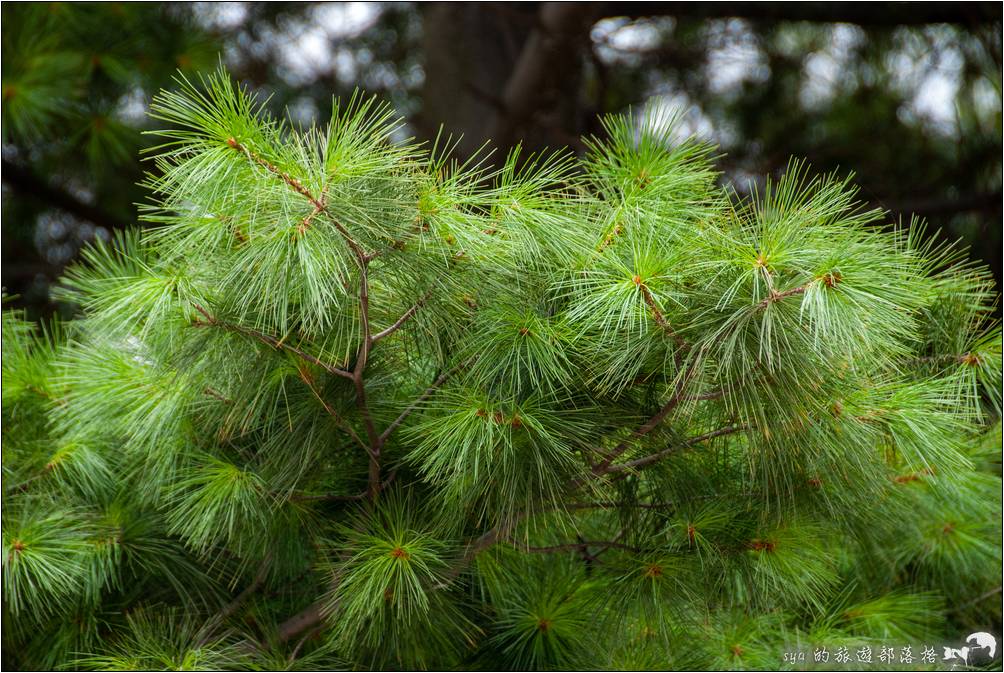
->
2, 67, 1001, 671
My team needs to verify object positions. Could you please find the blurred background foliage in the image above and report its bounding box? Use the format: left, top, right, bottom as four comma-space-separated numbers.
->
2, 1, 1001, 316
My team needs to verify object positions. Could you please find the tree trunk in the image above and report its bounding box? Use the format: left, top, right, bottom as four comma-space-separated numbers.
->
417, 2, 597, 160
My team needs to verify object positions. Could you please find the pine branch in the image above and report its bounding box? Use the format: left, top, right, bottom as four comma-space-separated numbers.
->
371, 291, 432, 343
638, 281, 687, 349
426, 415, 738, 593
507, 538, 645, 554
756, 282, 809, 310
191, 303, 354, 380
379, 361, 468, 443
591, 357, 702, 475
225, 134, 394, 499
224, 137, 369, 261
10, 67, 998, 670
603, 424, 747, 475
431, 361, 715, 588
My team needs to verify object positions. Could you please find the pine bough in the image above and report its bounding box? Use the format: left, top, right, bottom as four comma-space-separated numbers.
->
2, 69, 1001, 670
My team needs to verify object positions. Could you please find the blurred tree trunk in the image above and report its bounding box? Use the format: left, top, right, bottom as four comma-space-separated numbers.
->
418, 2, 598, 160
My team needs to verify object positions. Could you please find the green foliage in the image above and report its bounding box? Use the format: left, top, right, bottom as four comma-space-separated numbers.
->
2, 67, 1000, 671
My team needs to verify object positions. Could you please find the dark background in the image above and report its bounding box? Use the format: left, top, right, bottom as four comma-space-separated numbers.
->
3, 2, 1001, 316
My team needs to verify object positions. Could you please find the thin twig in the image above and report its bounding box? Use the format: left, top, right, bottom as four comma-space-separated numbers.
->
689, 389, 724, 401
379, 362, 467, 443
591, 357, 702, 476
225, 138, 369, 260
508, 538, 644, 554
756, 283, 808, 310
349, 263, 384, 500
197, 552, 273, 646
289, 624, 322, 661
638, 282, 687, 349
371, 291, 432, 342
192, 304, 353, 380
564, 501, 678, 511
296, 366, 368, 452
204, 387, 234, 404
605, 424, 747, 474
953, 586, 1002, 612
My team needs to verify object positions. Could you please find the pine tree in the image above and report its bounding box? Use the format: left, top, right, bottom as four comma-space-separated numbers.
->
3, 67, 1001, 671
2, 2, 215, 310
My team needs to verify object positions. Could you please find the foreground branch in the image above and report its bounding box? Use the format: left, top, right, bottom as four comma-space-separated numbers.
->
197, 553, 273, 646
591, 357, 702, 475
379, 362, 467, 443
371, 292, 432, 342
638, 281, 687, 349
604, 424, 747, 475
191, 304, 354, 380
509, 538, 644, 554
225, 137, 369, 261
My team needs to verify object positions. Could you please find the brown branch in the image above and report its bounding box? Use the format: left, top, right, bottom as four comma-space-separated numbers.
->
910, 352, 974, 366
689, 389, 724, 401
224, 137, 392, 501
197, 553, 272, 646
379, 362, 467, 443
191, 303, 354, 380
226, 138, 320, 205
508, 538, 644, 554
756, 283, 808, 310
203, 387, 233, 404
350, 263, 384, 501
277, 601, 325, 644
295, 366, 368, 452
295, 190, 326, 238
952, 586, 1003, 613
565, 501, 678, 511
225, 138, 369, 261
289, 625, 322, 661
605, 424, 747, 475
371, 291, 432, 343
435, 518, 519, 588
638, 282, 687, 349
591, 358, 702, 475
